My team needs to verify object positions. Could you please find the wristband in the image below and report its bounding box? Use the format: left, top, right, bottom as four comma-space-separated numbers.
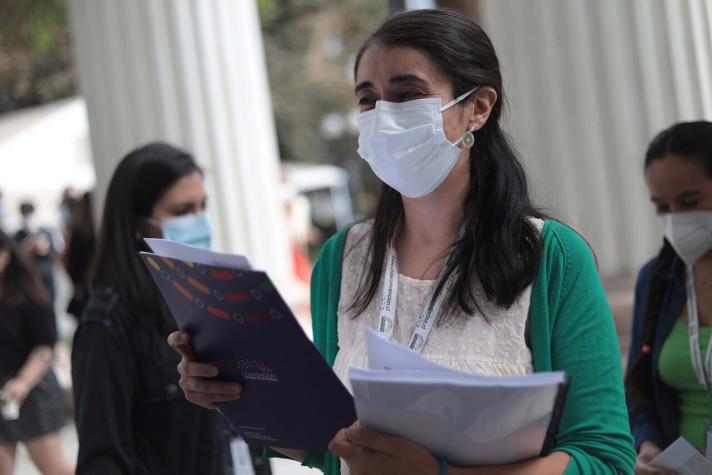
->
438, 456, 448, 475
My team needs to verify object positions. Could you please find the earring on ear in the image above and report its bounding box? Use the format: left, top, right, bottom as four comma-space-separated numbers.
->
462, 129, 475, 149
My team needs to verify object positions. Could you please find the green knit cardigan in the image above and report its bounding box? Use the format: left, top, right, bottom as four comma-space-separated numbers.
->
275, 220, 635, 475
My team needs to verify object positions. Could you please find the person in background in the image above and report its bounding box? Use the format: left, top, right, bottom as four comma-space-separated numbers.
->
0, 231, 74, 475
626, 121, 712, 474
0, 191, 5, 232
169, 9, 635, 475
71, 143, 233, 475
61, 192, 96, 319
284, 187, 314, 284
59, 188, 80, 232
13, 202, 61, 304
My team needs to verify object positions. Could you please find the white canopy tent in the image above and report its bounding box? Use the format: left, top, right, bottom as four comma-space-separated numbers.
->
0, 97, 95, 230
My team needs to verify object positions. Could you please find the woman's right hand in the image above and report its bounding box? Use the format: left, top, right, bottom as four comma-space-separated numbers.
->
635, 441, 676, 475
167, 331, 243, 409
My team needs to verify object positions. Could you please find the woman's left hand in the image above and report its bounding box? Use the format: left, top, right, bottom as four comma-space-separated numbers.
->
2, 378, 31, 406
329, 423, 440, 475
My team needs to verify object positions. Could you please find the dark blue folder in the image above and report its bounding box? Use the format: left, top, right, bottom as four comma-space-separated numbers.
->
139, 241, 356, 451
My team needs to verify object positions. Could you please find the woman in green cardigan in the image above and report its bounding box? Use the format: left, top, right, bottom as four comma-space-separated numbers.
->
169, 9, 635, 475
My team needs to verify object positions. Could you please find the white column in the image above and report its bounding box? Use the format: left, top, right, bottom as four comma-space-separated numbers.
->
481, 0, 712, 276
67, 0, 291, 282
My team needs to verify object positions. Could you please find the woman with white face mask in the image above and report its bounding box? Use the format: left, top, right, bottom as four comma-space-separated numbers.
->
71, 143, 238, 475
169, 9, 635, 475
626, 121, 712, 474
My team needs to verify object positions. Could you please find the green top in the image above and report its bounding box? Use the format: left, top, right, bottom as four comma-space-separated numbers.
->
276, 220, 634, 474
659, 318, 712, 449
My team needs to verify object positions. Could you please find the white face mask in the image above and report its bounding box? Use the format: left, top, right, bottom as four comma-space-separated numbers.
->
658, 211, 712, 267
357, 88, 477, 198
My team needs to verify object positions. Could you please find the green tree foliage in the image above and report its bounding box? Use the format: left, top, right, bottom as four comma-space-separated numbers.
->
258, 0, 387, 174
0, 0, 387, 178
0, 0, 77, 113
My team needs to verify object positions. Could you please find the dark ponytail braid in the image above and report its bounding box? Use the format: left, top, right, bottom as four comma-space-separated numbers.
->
624, 240, 677, 407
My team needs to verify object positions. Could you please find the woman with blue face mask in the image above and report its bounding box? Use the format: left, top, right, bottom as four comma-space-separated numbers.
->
626, 121, 712, 474
169, 9, 635, 475
71, 143, 235, 475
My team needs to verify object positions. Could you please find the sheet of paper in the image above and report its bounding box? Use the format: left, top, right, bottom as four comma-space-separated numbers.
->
650, 437, 712, 474
353, 330, 568, 465
365, 329, 452, 372
349, 366, 561, 465
144, 238, 252, 269
365, 329, 566, 387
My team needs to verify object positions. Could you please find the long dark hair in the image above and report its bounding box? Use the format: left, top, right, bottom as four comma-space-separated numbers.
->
89, 142, 202, 334
350, 9, 543, 317
625, 121, 712, 406
0, 230, 49, 308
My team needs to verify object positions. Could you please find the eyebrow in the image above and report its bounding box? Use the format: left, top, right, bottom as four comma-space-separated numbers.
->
650, 190, 702, 203
390, 74, 428, 86
354, 74, 429, 95
676, 190, 702, 199
354, 81, 374, 94
170, 200, 203, 211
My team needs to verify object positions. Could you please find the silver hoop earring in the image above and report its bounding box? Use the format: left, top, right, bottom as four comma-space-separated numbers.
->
462, 131, 475, 149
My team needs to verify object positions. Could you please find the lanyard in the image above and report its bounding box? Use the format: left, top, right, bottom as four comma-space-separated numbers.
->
377, 243, 457, 353
686, 267, 712, 394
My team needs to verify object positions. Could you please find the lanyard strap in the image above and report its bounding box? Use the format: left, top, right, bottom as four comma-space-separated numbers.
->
377, 243, 457, 353
686, 268, 712, 393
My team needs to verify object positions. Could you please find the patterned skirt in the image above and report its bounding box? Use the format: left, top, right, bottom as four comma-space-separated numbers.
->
0, 370, 66, 444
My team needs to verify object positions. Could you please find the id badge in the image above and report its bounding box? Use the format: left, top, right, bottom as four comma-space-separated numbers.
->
706, 425, 712, 461
230, 437, 256, 475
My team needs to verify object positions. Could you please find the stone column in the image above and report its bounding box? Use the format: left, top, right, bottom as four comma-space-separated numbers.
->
481, 0, 712, 276
68, 0, 291, 281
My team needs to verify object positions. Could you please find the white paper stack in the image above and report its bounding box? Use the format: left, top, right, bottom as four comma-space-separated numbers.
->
651, 437, 712, 475
348, 330, 569, 466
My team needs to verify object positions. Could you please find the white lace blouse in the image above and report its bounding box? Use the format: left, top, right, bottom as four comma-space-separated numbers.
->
331, 221, 543, 474
332, 220, 542, 389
